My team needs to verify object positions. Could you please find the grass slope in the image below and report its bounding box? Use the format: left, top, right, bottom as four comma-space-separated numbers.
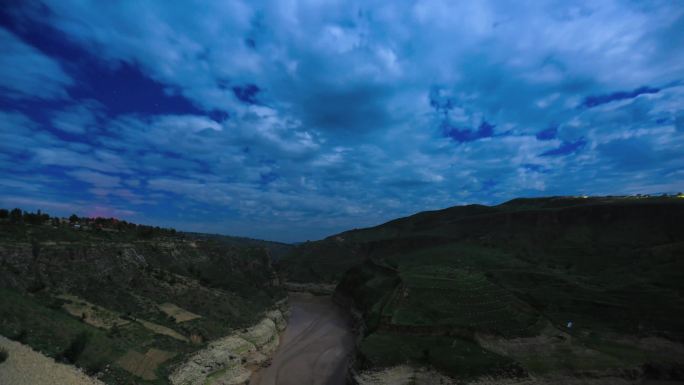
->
284, 196, 684, 380
0, 210, 291, 384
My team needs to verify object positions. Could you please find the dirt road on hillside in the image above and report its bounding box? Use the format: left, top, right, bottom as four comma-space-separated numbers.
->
250, 292, 354, 385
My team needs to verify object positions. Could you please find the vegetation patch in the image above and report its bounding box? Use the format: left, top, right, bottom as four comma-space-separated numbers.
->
386, 266, 541, 337
116, 348, 175, 380
475, 324, 631, 375
58, 294, 131, 330
359, 331, 520, 379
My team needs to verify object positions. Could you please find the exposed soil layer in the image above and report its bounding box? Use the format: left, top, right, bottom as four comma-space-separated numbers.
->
250, 292, 355, 385
0, 335, 104, 385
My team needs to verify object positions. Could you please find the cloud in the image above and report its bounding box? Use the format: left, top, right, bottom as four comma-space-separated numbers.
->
580, 86, 660, 108
66, 169, 121, 189
232, 84, 261, 104
442, 121, 495, 143
152, 115, 222, 133
541, 138, 587, 157
51, 100, 104, 134
535, 126, 558, 141
0, 27, 73, 99
0, 1, 683, 241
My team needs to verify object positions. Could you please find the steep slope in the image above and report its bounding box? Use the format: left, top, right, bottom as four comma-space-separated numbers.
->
281, 196, 684, 382
0, 210, 291, 385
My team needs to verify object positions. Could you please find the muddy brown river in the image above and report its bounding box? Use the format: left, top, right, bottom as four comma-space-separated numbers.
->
250, 292, 355, 385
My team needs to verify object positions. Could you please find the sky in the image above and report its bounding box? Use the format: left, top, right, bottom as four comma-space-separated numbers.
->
1, 1, 683, 242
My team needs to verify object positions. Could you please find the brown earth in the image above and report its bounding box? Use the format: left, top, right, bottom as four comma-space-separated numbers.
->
0, 335, 105, 385
135, 318, 189, 342
158, 302, 202, 323
249, 292, 354, 385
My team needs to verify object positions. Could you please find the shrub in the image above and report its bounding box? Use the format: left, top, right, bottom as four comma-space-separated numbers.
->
107, 324, 120, 337
59, 332, 89, 364
13, 329, 27, 343
0, 348, 8, 363
84, 359, 106, 375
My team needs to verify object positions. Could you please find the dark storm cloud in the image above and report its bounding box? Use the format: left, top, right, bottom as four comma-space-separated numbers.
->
536, 127, 558, 141
580, 86, 660, 108
232, 84, 261, 105
442, 121, 495, 143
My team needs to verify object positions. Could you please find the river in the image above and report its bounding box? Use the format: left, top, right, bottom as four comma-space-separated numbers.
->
249, 292, 355, 385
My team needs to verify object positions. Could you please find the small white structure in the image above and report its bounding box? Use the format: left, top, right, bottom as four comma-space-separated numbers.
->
567, 321, 573, 329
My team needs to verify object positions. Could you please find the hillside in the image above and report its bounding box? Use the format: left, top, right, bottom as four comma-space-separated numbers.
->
280, 196, 684, 382
0, 208, 292, 385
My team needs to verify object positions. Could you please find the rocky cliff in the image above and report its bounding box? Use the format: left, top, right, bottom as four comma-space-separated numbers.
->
170, 307, 288, 385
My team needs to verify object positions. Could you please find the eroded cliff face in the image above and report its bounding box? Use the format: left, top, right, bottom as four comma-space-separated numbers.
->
0, 239, 278, 294
170, 306, 288, 385
0, 237, 285, 338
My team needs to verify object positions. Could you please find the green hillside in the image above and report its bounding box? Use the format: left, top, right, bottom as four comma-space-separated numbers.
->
0, 208, 291, 385
282, 196, 684, 380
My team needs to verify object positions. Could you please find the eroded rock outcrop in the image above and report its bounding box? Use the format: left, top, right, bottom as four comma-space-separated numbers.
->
170, 308, 287, 385
354, 365, 455, 385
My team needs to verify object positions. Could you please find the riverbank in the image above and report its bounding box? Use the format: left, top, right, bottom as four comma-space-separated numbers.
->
250, 292, 355, 385
169, 306, 288, 385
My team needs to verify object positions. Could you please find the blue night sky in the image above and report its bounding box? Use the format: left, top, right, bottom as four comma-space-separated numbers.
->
1, 1, 683, 242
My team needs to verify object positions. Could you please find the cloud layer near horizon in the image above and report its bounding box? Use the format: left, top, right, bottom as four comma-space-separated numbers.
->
1, 1, 683, 241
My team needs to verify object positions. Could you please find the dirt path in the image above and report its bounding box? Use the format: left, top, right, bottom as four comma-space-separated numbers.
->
250, 292, 354, 385
0, 335, 105, 385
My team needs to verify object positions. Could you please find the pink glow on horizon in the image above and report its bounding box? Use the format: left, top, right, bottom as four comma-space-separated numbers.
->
86, 206, 135, 219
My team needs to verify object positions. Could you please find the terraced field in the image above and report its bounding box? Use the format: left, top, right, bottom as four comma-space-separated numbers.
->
359, 331, 518, 379
310, 197, 684, 381
386, 266, 541, 337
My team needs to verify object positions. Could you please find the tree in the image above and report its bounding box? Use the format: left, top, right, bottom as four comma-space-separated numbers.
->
9, 208, 22, 223
69, 214, 79, 223
0, 209, 8, 219
24, 211, 43, 225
